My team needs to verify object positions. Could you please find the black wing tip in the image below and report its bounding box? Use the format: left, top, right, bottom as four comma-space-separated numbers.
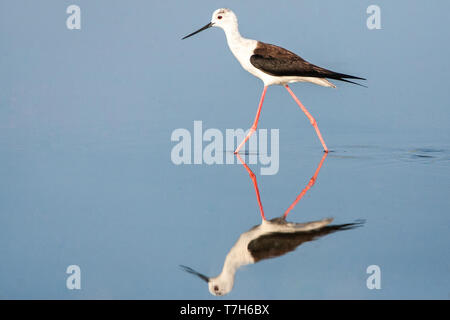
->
336, 78, 368, 88
328, 71, 367, 87
333, 219, 366, 230
341, 75, 366, 81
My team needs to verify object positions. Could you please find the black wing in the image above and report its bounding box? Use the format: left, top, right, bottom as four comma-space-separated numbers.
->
247, 221, 363, 263
250, 42, 366, 86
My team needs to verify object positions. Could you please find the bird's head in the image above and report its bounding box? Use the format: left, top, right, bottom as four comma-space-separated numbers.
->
182, 8, 238, 40
210, 8, 238, 30
208, 276, 234, 296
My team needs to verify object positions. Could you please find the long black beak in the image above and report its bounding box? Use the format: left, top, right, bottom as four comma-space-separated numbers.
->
182, 22, 214, 40
179, 265, 210, 283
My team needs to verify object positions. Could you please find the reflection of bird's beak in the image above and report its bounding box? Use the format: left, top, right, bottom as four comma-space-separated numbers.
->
180, 265, 210, 282
182, 22, 214, 40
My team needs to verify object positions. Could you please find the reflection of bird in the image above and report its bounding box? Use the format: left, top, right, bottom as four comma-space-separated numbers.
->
181, 153, 364, 296
182, 8, 365, 154
181, 217, 363, 296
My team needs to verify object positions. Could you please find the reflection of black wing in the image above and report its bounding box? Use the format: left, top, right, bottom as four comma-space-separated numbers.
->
250, 42, 366, 86
248, 222, 363, 263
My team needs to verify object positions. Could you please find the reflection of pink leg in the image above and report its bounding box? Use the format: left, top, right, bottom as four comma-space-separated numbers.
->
234, 86, 268, 154
285, 85, 329, 153
283, 152, 328, 219
236, 154, 266, 221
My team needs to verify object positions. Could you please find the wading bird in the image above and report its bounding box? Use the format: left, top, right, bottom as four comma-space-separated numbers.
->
182, 8, 365, 153
180, 153, 364, 296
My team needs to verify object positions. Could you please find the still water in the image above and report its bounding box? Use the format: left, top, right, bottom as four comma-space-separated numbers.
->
1, 1, 449, 299
1, 128, 448, 299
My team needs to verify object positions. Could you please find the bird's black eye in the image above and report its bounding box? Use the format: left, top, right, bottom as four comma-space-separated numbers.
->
217, 15, 222, 20
214, 285, 219, 291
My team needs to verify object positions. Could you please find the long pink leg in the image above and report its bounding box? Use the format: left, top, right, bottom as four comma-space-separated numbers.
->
236, 154, 266, 221
283, 152, 328, 219
285, 85, 329, 153
234, 86, 268, 154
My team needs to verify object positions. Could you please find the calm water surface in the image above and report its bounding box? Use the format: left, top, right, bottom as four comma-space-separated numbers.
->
1, 1, 449, 299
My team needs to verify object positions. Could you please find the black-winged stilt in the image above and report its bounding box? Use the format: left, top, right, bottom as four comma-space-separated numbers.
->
180, 153, 364, 296
182, 8, 366, 153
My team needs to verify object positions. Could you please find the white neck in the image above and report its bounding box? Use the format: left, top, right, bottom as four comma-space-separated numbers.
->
224, 22, 242, 39
216, 254, 238, 281
211, 246, 247, 292
220, 21, 248, 51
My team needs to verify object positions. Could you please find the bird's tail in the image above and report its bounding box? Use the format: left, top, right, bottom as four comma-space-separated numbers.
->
328, 72, 367, 87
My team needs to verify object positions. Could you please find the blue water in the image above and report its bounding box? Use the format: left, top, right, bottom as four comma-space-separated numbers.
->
1, 1, 449, 299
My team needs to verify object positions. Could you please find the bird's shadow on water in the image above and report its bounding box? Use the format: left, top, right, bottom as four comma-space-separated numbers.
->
180, 151, 365, 297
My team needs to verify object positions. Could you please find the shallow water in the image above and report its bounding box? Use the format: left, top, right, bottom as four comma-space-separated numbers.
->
1, 1, 449, 299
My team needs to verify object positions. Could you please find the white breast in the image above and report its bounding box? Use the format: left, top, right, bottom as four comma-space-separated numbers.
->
227, 38, 256, 72
225, 35, 277, 85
